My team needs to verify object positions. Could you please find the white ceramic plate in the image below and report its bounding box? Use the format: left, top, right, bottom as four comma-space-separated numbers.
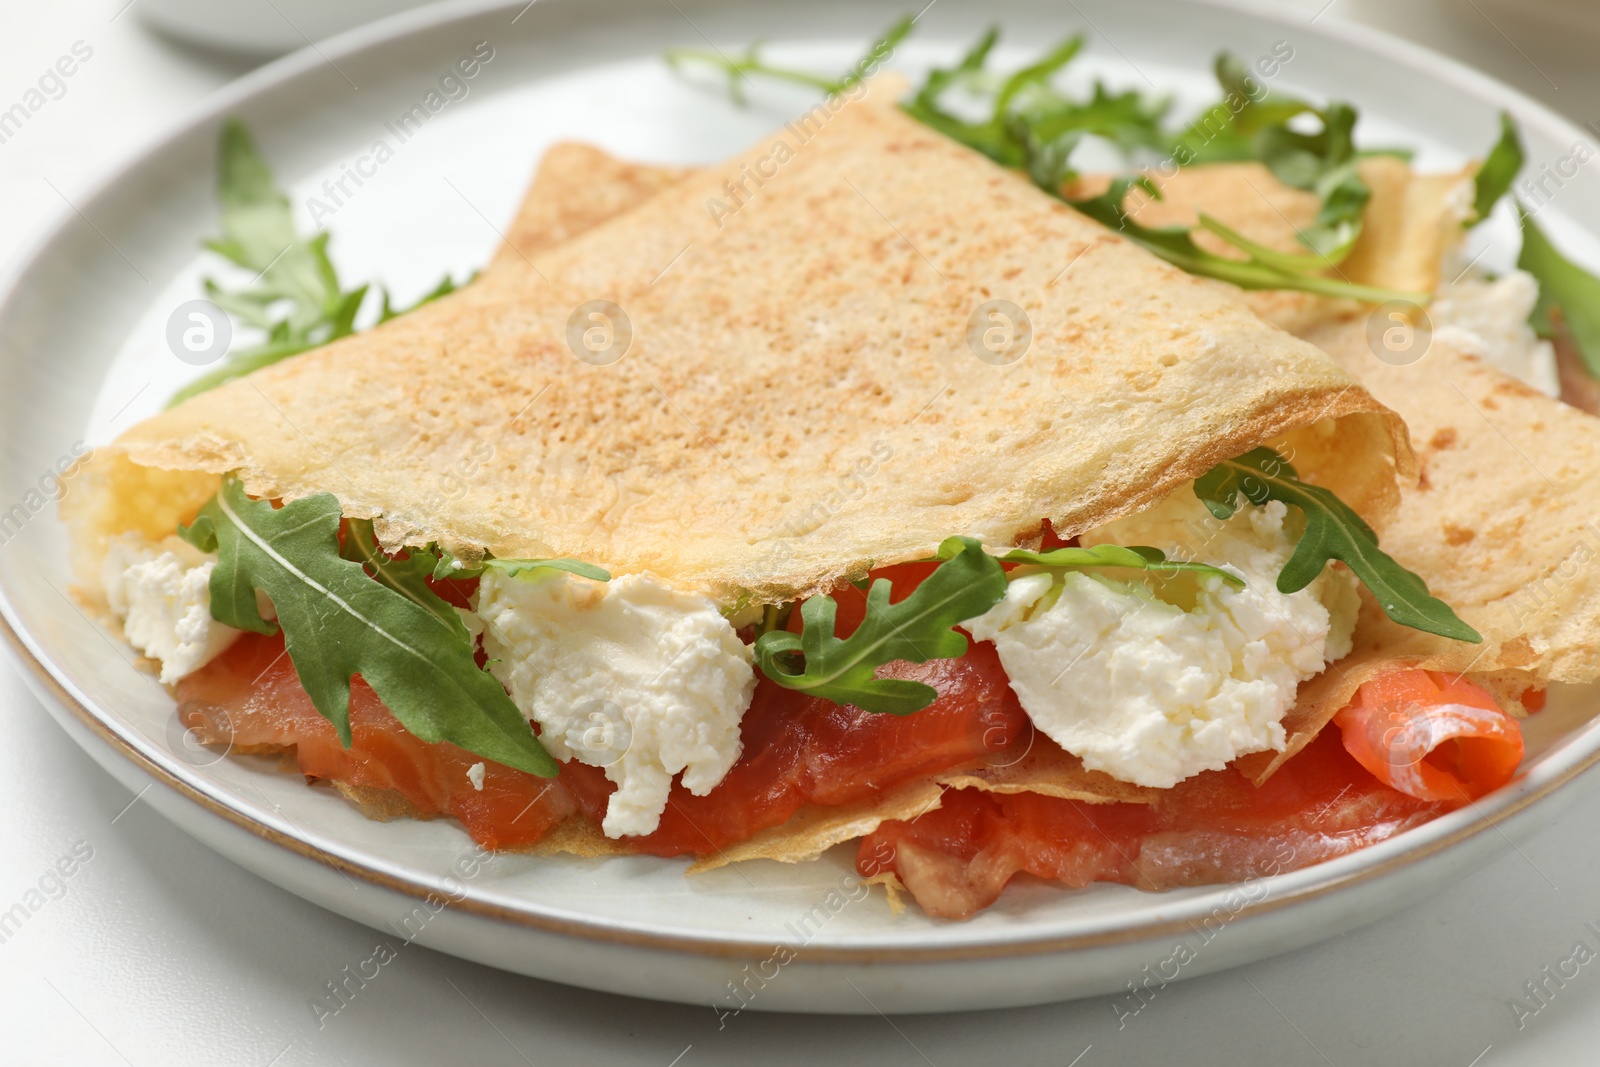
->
4, 0, 1599, 1015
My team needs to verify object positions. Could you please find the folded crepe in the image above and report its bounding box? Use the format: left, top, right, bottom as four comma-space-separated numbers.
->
69, 88, 1515, 892
455, 134, 1600, 868
67, 86, 1404, 609
502, 144, 1600, 692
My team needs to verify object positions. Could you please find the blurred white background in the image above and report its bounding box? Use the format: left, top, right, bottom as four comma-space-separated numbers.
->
3, 1, 1600, 1064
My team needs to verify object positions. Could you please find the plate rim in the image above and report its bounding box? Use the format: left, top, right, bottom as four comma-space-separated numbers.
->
3, 0, 1598, 966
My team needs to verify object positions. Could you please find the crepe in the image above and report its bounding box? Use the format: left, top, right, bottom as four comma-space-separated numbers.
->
68, 84, 1406, 609
490, 142, 695, 272
483, 141, 1600, 805
499, 148, 1590, 651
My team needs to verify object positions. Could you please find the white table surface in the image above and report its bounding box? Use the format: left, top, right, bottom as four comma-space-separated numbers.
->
4, 1, 1600, 1063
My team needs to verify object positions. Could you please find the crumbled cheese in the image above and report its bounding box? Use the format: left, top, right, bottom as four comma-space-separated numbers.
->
466, 762, 486, 792
1432, 262, 1559, 396
100, 533, 241, 684
965, 493, 1359, 788
475, 570, 756, 838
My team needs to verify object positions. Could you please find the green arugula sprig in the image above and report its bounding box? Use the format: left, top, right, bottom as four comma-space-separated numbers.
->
1463, 112, 1600, 380
429, 547, 610, 583
912, 37, 1414, 298
1175, 56, 1371, 262
1067, 178, 1426, 303
900, 30, 1170, 183
181, 478, 558, 775
341, 518, 472, 640
1470, 112, 1524, 226
1193, 448, 1480, 642
996, 542, 1244, 589
754, 534, 1249, 714
667, 22, 1419, 303
1173, 54, 1314, 165
1520, 206, 1600, 379
169, 122, 463, 406
754, 536, 1008, 715
665, 15, 915, 105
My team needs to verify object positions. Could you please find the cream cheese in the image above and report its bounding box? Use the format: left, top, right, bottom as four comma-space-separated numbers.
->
475, 570, 756, 837
966, 493, 1359, 787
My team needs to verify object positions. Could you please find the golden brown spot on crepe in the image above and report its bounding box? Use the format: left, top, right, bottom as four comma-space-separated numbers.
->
1492, 635, 1539, 668
1442, 522, 1476, 546
1429, 427, 1457, 451
1495, 377, 1543, 399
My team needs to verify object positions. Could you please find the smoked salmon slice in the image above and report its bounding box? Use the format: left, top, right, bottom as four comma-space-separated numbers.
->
857, 728, 1448, 919
175, 632, 575, 849
1334, 669, 1524, 803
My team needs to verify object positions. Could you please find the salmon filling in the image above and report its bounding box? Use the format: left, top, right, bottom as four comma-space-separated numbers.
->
172, 552, 1527, 917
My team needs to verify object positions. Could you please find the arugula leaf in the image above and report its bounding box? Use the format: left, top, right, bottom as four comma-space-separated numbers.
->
1256, 103, 1367, 259
483, 558, 611, 581
665, 15, 915, 104
913, 40, 1389, 290
1172, 56, 1371, 263
1520, 205, 1600, 379
1067, 178, 1427, 303
996, 543, 1245, 590
666, 28, 1408, 300
901, 28, 1170, 186
753, 536, 1007, 715
168, 122, 370, 407
1173, 54, 1316, 165
430, 548, 611, 583
903, 33, 1090, 170
1472, 112, 1600, 379
197, 477, 556, 775
1471, 111, 1524, 225
910, 39, 1393, 293
204, 124, 347, 339
340, 519, 468, 640
1193, 448, 1480, 643
170, 125, 468, 407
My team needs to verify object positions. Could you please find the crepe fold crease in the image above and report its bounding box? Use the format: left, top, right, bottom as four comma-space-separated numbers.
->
69, 86, 1406, 606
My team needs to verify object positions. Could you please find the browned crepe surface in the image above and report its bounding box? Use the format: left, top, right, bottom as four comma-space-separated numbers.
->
74, 85, 1404, 608
492, 143, 1600, 815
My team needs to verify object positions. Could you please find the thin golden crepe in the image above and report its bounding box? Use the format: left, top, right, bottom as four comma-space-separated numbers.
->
68, 84, 1405, 612
500, 153, 1593, 635
368, 140, 1515, 867
489, 142, 694, 272
489, 141, 1600, 862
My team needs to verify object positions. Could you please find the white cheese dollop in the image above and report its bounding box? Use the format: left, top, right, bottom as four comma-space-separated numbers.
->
965, 493, 1359, 788
1432, 263, 1559, 396
475, 570, 756, 838
100, 533, 241, 684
